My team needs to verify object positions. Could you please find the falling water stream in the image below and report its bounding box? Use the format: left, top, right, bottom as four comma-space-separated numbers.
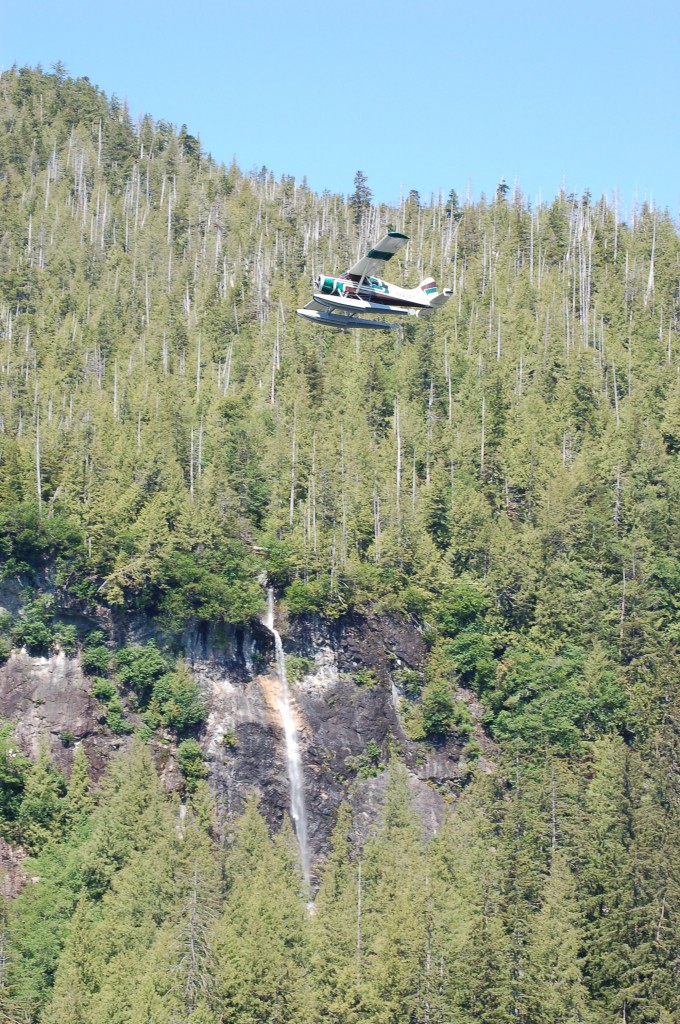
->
264, 589, 311, 886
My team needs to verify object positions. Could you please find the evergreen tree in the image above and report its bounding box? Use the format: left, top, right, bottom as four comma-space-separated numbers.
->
524, 851, 591, 1024
349, 170, 372, 226
214, 800, 315, 1023
15, 743, 65, 852
61, 745, 93, 836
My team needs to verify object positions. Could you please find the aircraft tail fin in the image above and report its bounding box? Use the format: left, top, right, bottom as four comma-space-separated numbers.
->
419, 277, 439, 297
419, 278, 452, 308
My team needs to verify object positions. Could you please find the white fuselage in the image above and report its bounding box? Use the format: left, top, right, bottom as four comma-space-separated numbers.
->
314, 273, 436, 314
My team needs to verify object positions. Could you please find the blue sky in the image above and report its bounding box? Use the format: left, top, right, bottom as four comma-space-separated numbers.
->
4, 0, 679, 217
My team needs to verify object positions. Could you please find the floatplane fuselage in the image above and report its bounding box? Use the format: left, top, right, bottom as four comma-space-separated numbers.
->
296, 231, 452, 331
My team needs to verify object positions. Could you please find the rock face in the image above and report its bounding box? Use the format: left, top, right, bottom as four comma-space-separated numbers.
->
0, 649, 131, 777
189, 608, 471, 870
0, 836, 28, 899
1, 605, 476, 878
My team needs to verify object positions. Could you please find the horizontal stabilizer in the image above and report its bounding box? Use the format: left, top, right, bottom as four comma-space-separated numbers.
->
430, 289, 453, 308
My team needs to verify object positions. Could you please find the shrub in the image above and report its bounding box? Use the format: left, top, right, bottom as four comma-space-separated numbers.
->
83, 630, 107, 648
403, 684, 474, 743
463, 739, 482, 762
345, 739, 384, 778
54, 624, 78, 653
177, 739, 208, 791
402, 701, 427, 741
11, 598, 55, 655
354, 668, 377, 688
91, 677, 117, 703
422, 679, 457, 739
0, 612, 14, 634
447, 629, 495, 693
394, 668, 423, 698
115, 642, 168, 701
0, 724, 30, 831
81, 645, 111, 675
435, 581, 489, 636
146, 662, 206, 734
105, 696, 133, 735
285, 578, 326, 615
285, 655, 314, 681
13, 618, 54, 655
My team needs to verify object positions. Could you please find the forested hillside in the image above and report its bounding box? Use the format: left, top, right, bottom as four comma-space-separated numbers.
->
0, 65, 678, 1023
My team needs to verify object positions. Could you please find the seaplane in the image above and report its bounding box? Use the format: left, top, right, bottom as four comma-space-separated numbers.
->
296, 231, 452, 331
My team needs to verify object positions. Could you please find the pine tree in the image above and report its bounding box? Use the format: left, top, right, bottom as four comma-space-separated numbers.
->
524, 851, 591, 1024
349, 170, 372, 226
310, 804, 364, 1023
214, 800, 315, 1023
61, 745, 93, 836
357, 766, 431, 1023
15, 743, 65, 852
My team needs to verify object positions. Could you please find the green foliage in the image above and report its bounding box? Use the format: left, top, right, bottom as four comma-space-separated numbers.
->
11, 597, 56, 655
53, 624, 78, 653
0, 66, 677, 1024
61, 746, 93, 832
285, 578, 327, 615
115, 642, 168, 701
0, 723, 30, 833
482, 644, 605, 752
402, 641, 475, 741
422, 681, 471, 740
345, 739, 384, 778
393, 668, 423, 697
104, 695, 133, 735
144, 661, 207, 733
0, 502, 85, 586
435, 580, 490, 635
83, 630, 106, 648
285, 654, 314, 681
353, 668, 377, 688
177, 739, 208, 791
15, 745, 66, 852
80, 644, 110, 675
90, 677, 116, 703
447, 628, 496, 692
222, 730, 238, 749
402, 700, 427, 740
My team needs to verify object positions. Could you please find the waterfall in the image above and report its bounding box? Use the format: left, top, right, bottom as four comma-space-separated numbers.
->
264, 589, 311, 886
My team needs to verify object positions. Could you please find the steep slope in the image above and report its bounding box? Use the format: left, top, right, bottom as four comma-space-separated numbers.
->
0, 66, 678, 1024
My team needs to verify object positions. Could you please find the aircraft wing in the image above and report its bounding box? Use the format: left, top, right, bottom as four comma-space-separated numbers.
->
343, 231, 408, 282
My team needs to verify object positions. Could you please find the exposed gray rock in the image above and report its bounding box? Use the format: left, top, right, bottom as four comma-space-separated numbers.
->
0, 836, 28, 899
0, 649, 131, 777
0, 606, 473, 884
0, 580, 24, 618
195, 609, 468, 872
349, 768, 449, 848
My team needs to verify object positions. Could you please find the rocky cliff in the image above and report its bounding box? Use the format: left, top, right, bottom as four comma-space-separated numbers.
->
0, 596, 488, 875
